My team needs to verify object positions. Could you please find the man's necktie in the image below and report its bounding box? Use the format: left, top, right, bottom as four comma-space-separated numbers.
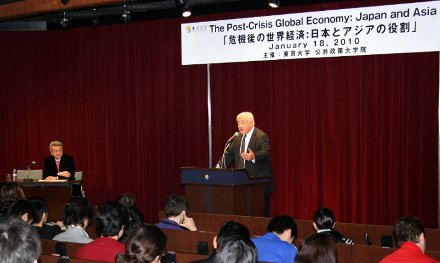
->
56, 159, 60, 172
238, 135, 246, 168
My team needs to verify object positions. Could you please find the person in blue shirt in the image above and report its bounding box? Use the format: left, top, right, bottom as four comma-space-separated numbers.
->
251, 215, 298, 263
155, 194, 197, 231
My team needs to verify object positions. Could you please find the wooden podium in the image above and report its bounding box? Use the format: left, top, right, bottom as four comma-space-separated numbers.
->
181, 168, 270, 216
18, 180, 82, 221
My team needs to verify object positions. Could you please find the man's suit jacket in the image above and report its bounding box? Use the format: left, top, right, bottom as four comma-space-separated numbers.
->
219, 127, 275, 192
43, 154, 75, 180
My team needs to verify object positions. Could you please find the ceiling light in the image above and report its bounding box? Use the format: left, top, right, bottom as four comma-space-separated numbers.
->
175, 0, 192, 18
91, 8, 99, 27
60, 11, 69, 30
268, 0, 280, 8
121, 5, 131, 23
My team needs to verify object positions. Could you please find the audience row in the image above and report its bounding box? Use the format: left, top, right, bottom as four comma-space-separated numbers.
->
1, 181, 438, 263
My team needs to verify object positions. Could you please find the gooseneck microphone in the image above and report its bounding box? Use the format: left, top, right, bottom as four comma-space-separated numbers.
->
27, 161, 36, 170
226, 132, 239, 144
24, 161, 36, 181
219, 132, 239, 169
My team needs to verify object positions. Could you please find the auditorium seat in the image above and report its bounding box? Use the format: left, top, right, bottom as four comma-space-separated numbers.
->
364, 224, 395, 247
162, 228, 216, 255
175, 252, 208, 262
335, 243, 353, 263
39, 254, 106, 263
336, 222, 368, 245
425, 228, 440, 252
40, 239, 58, 255
426, 250, 440, 261
351, 244, 396, 263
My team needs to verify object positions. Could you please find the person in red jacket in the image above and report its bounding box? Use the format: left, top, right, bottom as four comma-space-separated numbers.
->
76, 202, 128, 262
380, 216, 439, 263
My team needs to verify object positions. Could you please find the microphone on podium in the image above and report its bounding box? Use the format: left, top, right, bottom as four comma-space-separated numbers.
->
218, 132, 239, 169
226, 132, 239, 144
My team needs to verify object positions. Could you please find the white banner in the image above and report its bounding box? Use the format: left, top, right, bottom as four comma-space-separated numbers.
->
181, 1, 440, 65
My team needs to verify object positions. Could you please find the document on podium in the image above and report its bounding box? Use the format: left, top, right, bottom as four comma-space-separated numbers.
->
38, 179, 67, 182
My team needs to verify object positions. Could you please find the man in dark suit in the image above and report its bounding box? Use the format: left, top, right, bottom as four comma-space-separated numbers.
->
217, 112, 274, 216
43, 140, 75, 181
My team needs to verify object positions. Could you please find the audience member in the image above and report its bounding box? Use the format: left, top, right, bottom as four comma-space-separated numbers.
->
0, 218, 41, 263
191, 221, 251, 263
6, 199, 35, 223
116, 193, 137, 207
116, 193, 145, 243
380, 216, 439, 263
251, 215, 298, 263
155, 194, 197, 231
28, 197, 64, 239
294, 233, 336, 263
0, 182, 25, 222
313, 207, 354, 245
53, 196, 94, 243
214, 235, 257, 263
76, 201, 128, 262
116, 224, 167, 263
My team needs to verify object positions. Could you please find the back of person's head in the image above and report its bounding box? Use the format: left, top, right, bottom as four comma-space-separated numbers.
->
164, 194, 187, 217
0, 182, 25, 203
394, 216, 425, 246
0, 182, 26, 221
0, 218, 41, 263
116, 193, 137, 207
267, 215, 298, 240
119, 205, 145, 243
28, 197, 48, 225
295, 233, 337, 263
116, 224, 167, 263
214, 235, 257, 263
216, 221, 251, 251
96, 202, 128, 237
7, 199, 35, 223
64, 196, 94, 226
313, 208, 335, 230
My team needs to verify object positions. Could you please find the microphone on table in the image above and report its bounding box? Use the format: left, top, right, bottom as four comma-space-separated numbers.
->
218, 132, 239, 169
27, 161, 36, 170
24, 161, 36, 181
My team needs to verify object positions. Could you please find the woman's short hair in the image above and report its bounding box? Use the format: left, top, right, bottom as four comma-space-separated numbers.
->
313, 208, 336, 230
116, 224, 167, 263
63, 196, 94, 226
295, 234, 337, 263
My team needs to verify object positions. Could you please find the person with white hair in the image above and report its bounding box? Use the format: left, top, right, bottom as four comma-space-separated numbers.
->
217, 112, 274, 216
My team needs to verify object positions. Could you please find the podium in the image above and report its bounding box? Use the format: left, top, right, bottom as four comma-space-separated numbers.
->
181, 167, 271, 216
18, 180, 82, 221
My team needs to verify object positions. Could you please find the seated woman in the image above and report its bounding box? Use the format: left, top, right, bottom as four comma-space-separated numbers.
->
116, 224, 167, 263
53, 196, 94, 244
295, 233, 336, 263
